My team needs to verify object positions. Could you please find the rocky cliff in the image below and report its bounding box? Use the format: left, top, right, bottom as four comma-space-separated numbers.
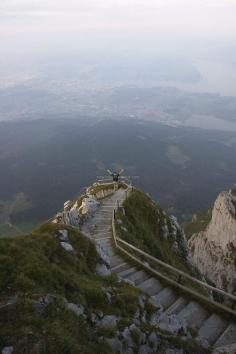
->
188, 187, 236, 293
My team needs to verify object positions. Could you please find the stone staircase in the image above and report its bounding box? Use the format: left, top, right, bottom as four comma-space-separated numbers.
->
81, 188, 236, 352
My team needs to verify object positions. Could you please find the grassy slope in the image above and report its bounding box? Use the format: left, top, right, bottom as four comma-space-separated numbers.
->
116, 189, 190, 273
0, 223, 143, 354
115, 189, 209, 299
0, 210, 210, 354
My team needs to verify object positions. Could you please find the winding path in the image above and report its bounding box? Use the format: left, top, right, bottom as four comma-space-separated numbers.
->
81, 187, 236, 353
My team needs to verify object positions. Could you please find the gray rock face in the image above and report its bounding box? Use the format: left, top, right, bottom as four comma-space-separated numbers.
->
165, 349, 184, 354
95, 244, 110, 265
90, 313, 98, 324
34, 295, 55, 314
67, 303, 85, 317
57, 229, 69, 242
97, 315, 119, 328
188, 190, 236, 292
122, 327, 134, 348
79, 197, 100, 217
138, 295, 145, 309
138, 344, 153, 354
60, 241, 74, 252
162, 224, 169, 239
96, 263, 111, 276
2, 347, 14, 354
106, 336, 123, 352
129, 324, 146, 345
133, 309, 141, 326
148, 332, 160, 351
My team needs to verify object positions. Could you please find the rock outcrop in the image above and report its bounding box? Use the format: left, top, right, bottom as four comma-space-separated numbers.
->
52, 183, 115, 226
188, 187, 236, 293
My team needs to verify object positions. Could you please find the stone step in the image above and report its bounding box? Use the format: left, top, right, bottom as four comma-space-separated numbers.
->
197, 314, 228, 346
99, 207, 115, 210
100, 247, 115, 257
92, 232, 111, 237
93, 230, 111, 235
135, 272, 150, 286
125, 270, 149, 285
111, 262, 130, 273
151, 287, 177, 310
97, 210, 113, 213
117, 267, 137, 278
109, 255, 124, 268
93, 225, 111, 230
93, 235, 112, 240
91, 220, 111, 225
178, 301, 209, 329
165, 297, 188, 315
214, 323, 236, 348
95, 237, 112, 244
81, 189, 235, 345
94, 235, 112, 241
137, 277, 163, 296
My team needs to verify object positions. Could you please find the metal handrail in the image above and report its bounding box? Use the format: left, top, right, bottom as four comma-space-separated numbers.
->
112, 188, 236, 317
116, 236, 236, 303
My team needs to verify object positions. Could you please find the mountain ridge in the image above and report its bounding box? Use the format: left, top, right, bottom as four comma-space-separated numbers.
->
188, 187, 236, 294
0, 183, 236, 353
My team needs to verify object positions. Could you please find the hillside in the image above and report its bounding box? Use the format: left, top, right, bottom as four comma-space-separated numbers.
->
0, 188, 213, 354
116, 189, 195, 276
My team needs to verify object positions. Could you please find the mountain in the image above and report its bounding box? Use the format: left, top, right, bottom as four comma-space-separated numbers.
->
188, 187, 236, 294
0, 183, 235, 353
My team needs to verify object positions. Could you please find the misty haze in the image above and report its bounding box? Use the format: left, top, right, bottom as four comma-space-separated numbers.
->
0, 1, 236, 353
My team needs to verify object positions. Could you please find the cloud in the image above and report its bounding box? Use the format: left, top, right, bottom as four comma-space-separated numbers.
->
0, 0, 236, 43
1, 0, 235, 16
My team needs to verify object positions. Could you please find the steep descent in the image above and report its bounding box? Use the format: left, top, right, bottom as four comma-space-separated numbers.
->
80, 185, 236, 353
188, 187, 236, 293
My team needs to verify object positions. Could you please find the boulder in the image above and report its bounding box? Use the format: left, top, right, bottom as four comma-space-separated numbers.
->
148, 332, 160, 349
138, 344, 153, 354
2, 347, 14, 354
165, 349, 184, 354
79, 197, 100, 217
97, 315, 119, 328
60, 242, 74, 252
57, 229, 69, 242
96, 263, 111, 276
106, 337, 123, 353
138, 295, 145, 309
67, 303, 85, 317
34, 295, 55, 314
122, 327, 134, 348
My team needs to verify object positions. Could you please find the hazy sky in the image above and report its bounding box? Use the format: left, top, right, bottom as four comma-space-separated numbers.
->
0, 0, 236, 94
1, 0, 236, 41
